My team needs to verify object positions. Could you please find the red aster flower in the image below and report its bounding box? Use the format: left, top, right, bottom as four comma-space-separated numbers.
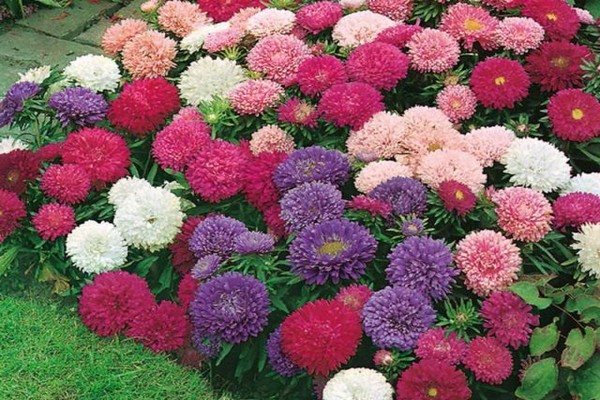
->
437, 180, 476, 217
277, 98, 319, 128
62, 127, 131, 185
108, 77, 180, 136
346, 42, 410, 90
346, 195, 392, 218
376, 24, 423, 48
197, 0, 264, 22
470, 58, 530, 109
79, 271, 156, 337
335, 284, 373, 313
525, 41, 592, 92
126, 301, 190, 353
152, 118, 212, 172
169, 216, 205, 275
415, 328, 467, 365
552, 192, 600, 231
463, 336, 513, 384
396, 359, 471, 400
547, 89, 600, 142
40, 164, 91, 204
481, 291, 539, 349
177, 273, 199, 310
280, 299, 362, 376
242, 151, 288, 212
297, 56, 348, 97
319, 82, 385, 129
522, 0, 580, 41
296, 1, 343, 34
35, 142, 63, 163
0, 189, 26, 242
32, 203, 76, 241
0, 149, 39, 194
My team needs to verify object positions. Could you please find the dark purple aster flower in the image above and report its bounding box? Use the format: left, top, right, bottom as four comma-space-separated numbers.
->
386, 236, 457, 301
288, 218, 377, 285
273, 146, 350, 192
0, 101, 14, 128
280, 181, 345, 233
400, 218, 425, 236
191, 331, 222, 359
370, 176, 427, 216
49, 87, 108, 127
363, 286, 435, 351
189, 272, 270, 344
190, 254, 221, 281
267, 328, 302, 377
189, 215, 248, 259
5, 82, 41, 111
234, 231, 275, 254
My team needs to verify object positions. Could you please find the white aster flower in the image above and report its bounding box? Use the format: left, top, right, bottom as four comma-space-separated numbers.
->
113, 186, 184, 252
178, 57, 246, 106
0, 137, 28, 154
108, 177, 153, 208
323, 368, 394, 400
63, 54, 121, 92
180, 22, 231, 53
340, 0, 367, 9
572, 223, 600, 278
66, 221, 128, 274
501, 137, 571, 193
562, 173, 600, 196
246, 9, 296, 38
332, 11, 396, 48
17, 65, 52, 84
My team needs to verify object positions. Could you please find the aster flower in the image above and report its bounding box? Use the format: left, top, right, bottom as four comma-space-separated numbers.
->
233, 231, 275, 254
190, 254, 221, 281
107, 177, 153, 208
368, 0, 412, 22
189, 215, 249, 259
297, 56, 348, 97
34, 143, 63, 163
0, 189, 26, 242
179, 57, 246, 106
564, 173, 600, 196
346, 42, 409, 90
575, 7, 595, 23
190, 272, 270, 344
332, 11, 396, 48
415, 328, 467, 365
355, 161, 411, 194
319, 82, 385, 130
126, 301, 189, 352
440, 4, 499, 50
572, 223, 600, 278
32, 203, 75, 241
552, 192, 600, 231
470, 58, 530, 109
246, 9, 295, 38
463, 336, 513, 384
464, 126, 515, 168
0, 138, 28, 154
407, 29, 460, 73
228, 6, 262, 29
243, 151, 287, 212
277, 98, 319, 127
180, 22, 230, 53
280, 182, 345, 233
455, 230, 522, 296
191, 333, 222, 359
228, 79, 284, 116
157, 0, 211, 38
288, 218, 377, 285
177, 273, 199, 310
346, 195, 392, 218
48, 87, 107, 127
66, 221, 128, 274
63, 55, 120, 92
386, 236, 456, 301
495, 17, 544, 55
373, 350, 394, 367
363, 286, 435, 350
0, 150, 39, 194
501, 137, 571, 193
521, 0, 580, 41
296, 1, 343, 34
249, 125, 295, 156
370, 177, 428, 216
396, 359, 471, 400
376, 24, 423, 47
40, 164, 91, 204
280, 299, 362, 376
547, 89, 600, 142
79, 271, 155, 337
323, 368, 394, 400
197, 0, 264, 22
17, 65, 52, 84
152, 118, 211, 172
481, 291, 539, 348
122, 30, 177, 79
0, 82, 41, 128
401, 218, 425, 236
437, 180, 477, 217
492, 187, 553, 242
481, 0, 522, 10
203, 27, 244, 53
335, 284, 373, 314
340, 0, 366, 8
347, 111, 405, 162
101, 19, 148, 56
436, 85, 477, 123
267, 328, 302, 377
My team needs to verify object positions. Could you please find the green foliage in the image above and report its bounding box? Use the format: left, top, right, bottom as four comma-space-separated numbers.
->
561, 327, 596, 370
515, 358, 558, 400
529, 321, 560, 357
569, 354, 600, 400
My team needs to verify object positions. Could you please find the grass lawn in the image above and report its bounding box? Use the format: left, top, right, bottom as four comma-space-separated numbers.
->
0, 291, 232, 400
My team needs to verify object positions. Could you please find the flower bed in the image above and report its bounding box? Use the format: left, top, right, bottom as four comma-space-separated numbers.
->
1, 0, 600, 399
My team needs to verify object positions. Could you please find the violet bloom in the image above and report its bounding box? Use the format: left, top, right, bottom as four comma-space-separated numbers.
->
400, 218, 425, 236
189, 215, 248, 259
267, 328, 302, 377
234, 231, 275, 255
370, 177, 428, 216
191, 331, 222, 359
190, 254, 221, 281
0, 81, 41, 128
49, 87, 108, 127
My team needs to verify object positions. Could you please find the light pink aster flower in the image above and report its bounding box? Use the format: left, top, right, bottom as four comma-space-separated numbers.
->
355, 160, 412, 193
249, 125, 295, 156
346, 111, 405, 161
464, 126, 515, 167
417, 149, 486, 193
495, 17, 545, 54
436, 85, 477, 122
158, 0, 211, 38
332, 11, 396, 48
407, 28, 460, 73
122, 30, 177, 79
228, 80, 284, 116
102, 19, 148, 56
440, 3, 499, 50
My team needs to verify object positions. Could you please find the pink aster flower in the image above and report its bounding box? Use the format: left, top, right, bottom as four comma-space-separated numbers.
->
521, 0, 580, 42
228, 80, 284, 116
436, 85, 477, 122
495, 17, 545, 55
332, 10, 396, 48
375, 24, 423, 48
297, 56, 348, 97
101, 19, 148, 56
455, 230, 522, 296
33, 203, 76, 241
346, 111, 405, 161
464, 126, 515, 167
367, 0, 413, 22
246, 34, 311, 86
407, 28, 460, 73
575, 7, 595, 24
438, 180, 477, 217
552, 192, 600, 231
173, 106, 204, 123
481, 0, 523, 10
481, 291, 539, 349
355, 160, 411, 194
470, 58, 530, 109
440, 4, 499, 50
318, 82, 385, 130
158, 0, 211, 38
417, 149, 486, 194
296, 1, 343, 34
40, 163, 92, 204
335, 284, 373, 313
246, 9, 296, 38
249, 125, 295, 156
277, 98, 319, 128
347, 195, 392, 218
547, 89, 600, 142
373, 349, 394, 366
122, 30, 177, 79
346, 42, 410, 90
491, 187, 553, 242
152, 118, 212, 172
203, 28, 244, 53
464, 337, 513, 384
415, 328, 468, 365
228, 7, 262, 30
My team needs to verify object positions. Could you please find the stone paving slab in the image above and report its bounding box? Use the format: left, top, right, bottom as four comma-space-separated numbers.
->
113, 0, 144, 19
16, 0, 121, 40
74, 16, 112, 47
0, 57, 38, 93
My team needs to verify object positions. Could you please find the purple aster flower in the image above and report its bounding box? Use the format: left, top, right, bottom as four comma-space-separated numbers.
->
288, 218, 377, 285
400, 218, 425, 236
234, 231, 275, 254
189, 272, 270, 344
49, 87, 108, 127
386, 236, 457, 301
0, 82, 41, 128
189, 215, 248, 259
190, 254, 221, 281
273, 146, 350, 192
363, 286, 435, 350
0, 101, 14, 128
280, 181, 345, 233
370, 177, 427, 216
267, 328, 302, 377
191, 331, 222, 359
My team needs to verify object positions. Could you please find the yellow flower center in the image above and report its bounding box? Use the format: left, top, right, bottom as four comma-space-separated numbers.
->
572, 108, 584, 120
455, 190, 465, 200
294, 103, 313, 122
495, 76, 506, 85
319, 241, 347, 256
546, 12, 558, 21
464, 18, 483, 32
428, 142, 442, 152
444, 75, 460, 86
427, 387, 439, 398
551, 56, 569, 69
450, 99, 462, 110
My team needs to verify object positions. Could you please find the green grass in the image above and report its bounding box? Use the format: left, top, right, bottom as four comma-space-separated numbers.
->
0, 292, 233, 400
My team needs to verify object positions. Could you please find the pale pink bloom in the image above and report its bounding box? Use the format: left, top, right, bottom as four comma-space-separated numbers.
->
228, 7, 262, 30
407, 28, 460, 73
228, 80, 284, 116
158, 0, 211, 38
355, 160, 412, 194
346, 111, 405, 161
101, 19, 148, 56
340, 0, 367, 9
464, 126, 515, 167
436, 84, 477, 122
575, 7, 595, 24
246, 8, 296, 38
332, 11, 396, 48
204, 28, 244, 52
367, 0, 413, 22
495, 17, 544, 55
140, 0, 159, 13
122, 30, 177, 79
417, 149, 486, 193
249, 125, 295, 156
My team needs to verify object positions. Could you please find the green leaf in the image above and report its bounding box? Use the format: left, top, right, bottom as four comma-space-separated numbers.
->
569, 354, 600, 399
561, 327, 596, 370
3, 0, 24, 18
530, 321, 560, 357
586, 0, 600, 18
515, 358, 558, 400
509, 282, 552, 309
0, 246, 19, 275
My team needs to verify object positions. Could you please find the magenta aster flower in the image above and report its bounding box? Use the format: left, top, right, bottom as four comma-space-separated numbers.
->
552, 192, 600, 231
464, 336, 513, 384
396, 359, 471, 400
547, 89, 600, 142
470, 58, 530, 109
335, 284, 373, 313
277, 98, 319, 127
296, 1, 343, 34
297, 56, 348, 97
33, 203, 76, 241
415, 328, 467, 365
346, 42, 410, 90
376, 24, 423, 48
319, 82, 385, 130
